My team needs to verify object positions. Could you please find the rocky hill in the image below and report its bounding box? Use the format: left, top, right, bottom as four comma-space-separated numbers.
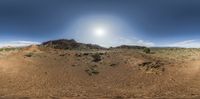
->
41, 39, 105, 50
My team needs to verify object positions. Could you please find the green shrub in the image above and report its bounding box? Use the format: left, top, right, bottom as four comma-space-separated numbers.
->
92, 53, 101, 62
25, 53, 33, 57
143, 48, 151, 54
0, 48, 19, 52
85, 66, 99, 76
110, 63, 117, 67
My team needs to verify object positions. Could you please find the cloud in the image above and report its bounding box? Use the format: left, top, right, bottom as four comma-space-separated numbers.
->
136, 40, 155, 47
165, 40, 200, 48
110, 37, 155, 47
0, 41, 40, 48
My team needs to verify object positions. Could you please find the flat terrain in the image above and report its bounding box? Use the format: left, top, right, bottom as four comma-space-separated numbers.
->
1, 46, 200, 98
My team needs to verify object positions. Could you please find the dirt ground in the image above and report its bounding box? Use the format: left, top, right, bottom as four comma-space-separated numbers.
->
0, 46, 200, 99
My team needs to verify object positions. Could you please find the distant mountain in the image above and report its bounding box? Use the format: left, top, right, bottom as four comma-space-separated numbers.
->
113, 45, 146, 49
41, 39, 105, 50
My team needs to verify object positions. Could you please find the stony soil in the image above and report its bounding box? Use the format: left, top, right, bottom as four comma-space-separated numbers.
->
0, 46, 200, 99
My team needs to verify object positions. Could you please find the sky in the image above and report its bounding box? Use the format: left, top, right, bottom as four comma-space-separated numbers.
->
1, 0, 200, 47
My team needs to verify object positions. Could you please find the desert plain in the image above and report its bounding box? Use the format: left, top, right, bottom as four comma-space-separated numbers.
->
0, 39, 200, 99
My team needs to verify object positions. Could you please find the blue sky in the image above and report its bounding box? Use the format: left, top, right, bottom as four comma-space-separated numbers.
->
1, 0, 200, 47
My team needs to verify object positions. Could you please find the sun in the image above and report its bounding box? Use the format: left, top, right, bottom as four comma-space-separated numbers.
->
93, 27, 106, 37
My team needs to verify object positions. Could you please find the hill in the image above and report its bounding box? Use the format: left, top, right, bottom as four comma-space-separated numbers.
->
42, 39, 105, 50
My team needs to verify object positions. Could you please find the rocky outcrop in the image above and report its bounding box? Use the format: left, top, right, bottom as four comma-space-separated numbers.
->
41, 39, 105, 50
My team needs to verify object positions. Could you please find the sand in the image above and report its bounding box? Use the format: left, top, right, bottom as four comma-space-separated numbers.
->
0, 46, 200, 98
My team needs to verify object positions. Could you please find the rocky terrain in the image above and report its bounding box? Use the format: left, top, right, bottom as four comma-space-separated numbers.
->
42, 39, 105, 50
0, 39, 200, 99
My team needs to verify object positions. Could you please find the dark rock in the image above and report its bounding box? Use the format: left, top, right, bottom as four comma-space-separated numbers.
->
42, 39, 105, 50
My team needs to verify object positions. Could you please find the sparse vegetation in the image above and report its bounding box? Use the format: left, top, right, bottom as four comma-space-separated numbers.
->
75, 53, 82, 57
92, 53, 102, 62
24, 52, 33, 57
138, 61, 165, 72
0, 47, 20, 52
143, 48, 151, 54
85, 66, 99, 76
2, 39, 200, 98
71, 64, 76, 67
83, 53, 89, 56
110, 63, 117, 67
59, 54, 65, 56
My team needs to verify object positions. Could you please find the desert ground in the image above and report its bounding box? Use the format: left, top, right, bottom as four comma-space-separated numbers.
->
1, 40, 200, 99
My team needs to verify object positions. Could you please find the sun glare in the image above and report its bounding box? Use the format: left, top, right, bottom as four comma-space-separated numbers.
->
93, 27, 106, 37
71, 15, 132, 47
